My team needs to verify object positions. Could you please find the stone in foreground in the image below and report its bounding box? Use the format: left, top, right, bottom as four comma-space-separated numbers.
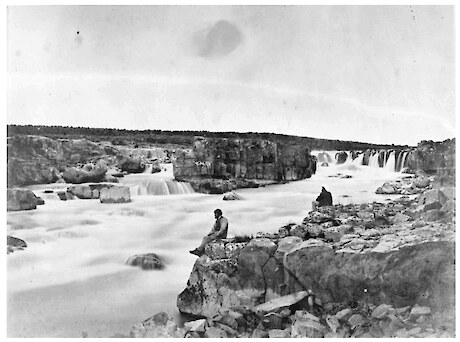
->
99, 186, 131, 203
126, 253, 165, 270
7, 188, 40, 211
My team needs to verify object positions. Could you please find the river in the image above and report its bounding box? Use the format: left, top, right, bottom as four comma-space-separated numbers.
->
7, 153, 406, 337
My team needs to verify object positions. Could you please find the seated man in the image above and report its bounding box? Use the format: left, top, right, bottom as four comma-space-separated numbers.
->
190, 209, 228, 257
312, 186, 333, 211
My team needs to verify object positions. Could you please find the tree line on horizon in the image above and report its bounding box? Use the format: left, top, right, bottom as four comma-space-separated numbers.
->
7, 124, 414, 151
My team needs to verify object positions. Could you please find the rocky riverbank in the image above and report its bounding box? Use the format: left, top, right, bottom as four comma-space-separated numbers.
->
7, 135, 171, 187
128, 173, 455, 338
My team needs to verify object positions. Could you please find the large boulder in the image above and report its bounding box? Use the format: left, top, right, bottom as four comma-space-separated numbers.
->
417, 189, 448, 211
375, 182, 400, 195
99, 186, 131, 203
62, 165, 107, 184
177, 239, 281, 317
117, 157, 145, 173
7, 188, 40, 211
126, 253, 165, 270
67, 183, 115, 199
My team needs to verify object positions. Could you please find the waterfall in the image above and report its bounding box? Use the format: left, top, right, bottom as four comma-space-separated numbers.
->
119, 165, 194, 196
128, 179, 194, 196
399, 152, 409, 172
344, 151, 353, 164
395, 151, 403, 171
384, 151, 396, 171
143, 164, 154, 174
369, 151, 380, 168
352, 153, 364, 165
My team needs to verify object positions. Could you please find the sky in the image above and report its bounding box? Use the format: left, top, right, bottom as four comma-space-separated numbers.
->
6, 5, 455, 145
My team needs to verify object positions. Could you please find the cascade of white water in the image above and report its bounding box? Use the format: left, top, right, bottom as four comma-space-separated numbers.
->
384, 151, 396, 171
369, 152, 380, 168
352, 153, 364, 165
143, 164, 154, 174
119, 164, 194, 196
127, 178, 194, 196
395, 151, 403, 171
399, 151, 409, 172
344, 151, 353, 164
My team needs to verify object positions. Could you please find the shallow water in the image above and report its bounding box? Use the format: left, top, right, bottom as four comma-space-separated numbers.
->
7, 159, 406, 337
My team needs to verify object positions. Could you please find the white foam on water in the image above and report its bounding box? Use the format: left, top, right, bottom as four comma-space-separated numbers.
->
7, 161, 406, 337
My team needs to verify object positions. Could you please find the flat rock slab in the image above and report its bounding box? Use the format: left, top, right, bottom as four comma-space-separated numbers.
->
252, 291, 308, 314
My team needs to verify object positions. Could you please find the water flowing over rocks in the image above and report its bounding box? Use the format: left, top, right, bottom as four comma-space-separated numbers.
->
173, 136, 317, 194
172, 179, 454, 338
7, 188, 43, 211
126, 253, 165, 270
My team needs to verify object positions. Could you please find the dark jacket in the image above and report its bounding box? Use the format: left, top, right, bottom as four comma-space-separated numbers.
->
316, 188, 333, 207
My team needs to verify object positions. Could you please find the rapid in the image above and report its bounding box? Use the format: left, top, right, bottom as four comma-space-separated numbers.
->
7, 152, 408, 337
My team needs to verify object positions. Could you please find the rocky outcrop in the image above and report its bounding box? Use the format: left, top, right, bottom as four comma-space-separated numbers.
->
177, 184, 455, 321
7, 188, 42, 211
406, 139, 455, 175
7, 135, 119, 187
173, 136, 317, 193
62, 165, 108, 184
376, 182, 401, 195
375, 173, 435, 196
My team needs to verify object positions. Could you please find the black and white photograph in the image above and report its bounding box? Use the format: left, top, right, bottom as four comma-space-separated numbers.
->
6, 3, 456, 338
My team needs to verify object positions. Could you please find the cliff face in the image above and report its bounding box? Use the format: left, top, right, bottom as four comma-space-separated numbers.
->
177, 182, 455, 318
7, 135, 120, 187
173, 137, 317, 193
406, 139, 455, 176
